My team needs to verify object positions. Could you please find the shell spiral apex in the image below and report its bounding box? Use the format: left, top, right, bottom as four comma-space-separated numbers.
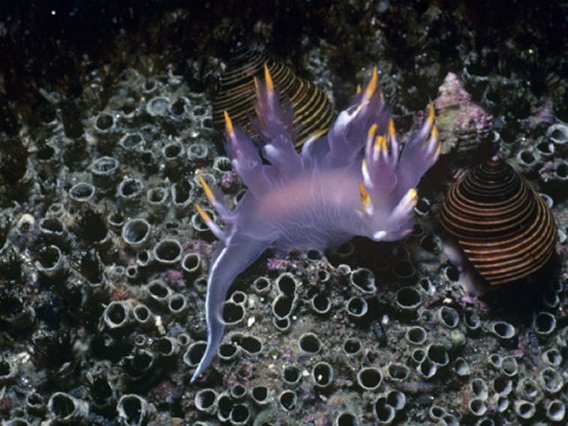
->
190, 65, 440, 383
440, 156, 557, 287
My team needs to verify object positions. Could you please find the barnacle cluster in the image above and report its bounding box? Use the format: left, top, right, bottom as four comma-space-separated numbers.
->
1, 2, 568, 425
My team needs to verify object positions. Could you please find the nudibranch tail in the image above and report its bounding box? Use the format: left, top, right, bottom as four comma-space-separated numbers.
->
190, 234, 269, 383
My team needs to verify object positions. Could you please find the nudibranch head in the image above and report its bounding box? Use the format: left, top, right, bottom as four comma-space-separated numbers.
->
190, 65, 440, 383
344, 67, 440, 242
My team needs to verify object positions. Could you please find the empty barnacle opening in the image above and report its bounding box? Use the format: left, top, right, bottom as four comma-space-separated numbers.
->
217, 343, 239, 362
405, 326, 427, 345
147, 187, 168, 205
385, 362, 410, 382
350, 267, 376, 295
194, 388, 217, 413
312, 361, 334, 388
168, 293, 188, 316
230, 290, 247, 305
222, 301, 245, 326
183, 342, 207, 368
187, 143, 209, 163
68, 182, 96, 204
250, 385, 270, 405
35, 245, 64, 271
345, 296, 368, 319
310, 293, 332, 315
230, 404, 251, 425
122, 218, 152, 249
229, 333, 262, 355
152, 238, 183, 266
132, 303, 153, 327
252, 276, 271, 294
357, 367, 383, 391
395, 287, 422, 316
279, 390, 297, 412
106, 210, 125, 232
117, 394, 150, 425
94, 112, 115, 132
172, 179, 195, 210
273, 316, 290, 332
152, 336, 179, 358
343, 338, 362, 356
146, 280, 172, 306
298, 332, 323, 355
275, 273, 298, 297
102, 301, 131, 331
373, 396, 396, 423
272, 294, 295, 319
436, 306, 460, 329
282, 364, 301, 386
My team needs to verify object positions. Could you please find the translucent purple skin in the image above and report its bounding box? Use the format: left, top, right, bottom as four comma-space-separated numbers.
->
190, 71, 439, 383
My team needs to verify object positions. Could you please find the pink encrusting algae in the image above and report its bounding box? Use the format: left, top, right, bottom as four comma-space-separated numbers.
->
191, 66, 440, 383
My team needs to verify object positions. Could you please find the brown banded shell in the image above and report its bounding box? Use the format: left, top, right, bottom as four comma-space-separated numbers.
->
440, 157, 557, 286
212, 49, 334, 147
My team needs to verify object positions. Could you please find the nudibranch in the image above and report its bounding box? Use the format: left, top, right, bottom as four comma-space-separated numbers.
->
191, 66, 440, 383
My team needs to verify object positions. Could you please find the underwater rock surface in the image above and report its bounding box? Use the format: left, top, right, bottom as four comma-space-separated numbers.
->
0, 1, 567, 425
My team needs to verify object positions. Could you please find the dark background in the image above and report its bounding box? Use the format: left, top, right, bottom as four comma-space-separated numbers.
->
0, 0, 567, 145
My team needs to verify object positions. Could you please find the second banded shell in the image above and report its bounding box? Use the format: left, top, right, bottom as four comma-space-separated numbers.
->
440, 157, 557, 286
212, 49, 334, 147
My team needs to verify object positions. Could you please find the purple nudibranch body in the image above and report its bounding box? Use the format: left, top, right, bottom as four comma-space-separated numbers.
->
191, 66, 440, 383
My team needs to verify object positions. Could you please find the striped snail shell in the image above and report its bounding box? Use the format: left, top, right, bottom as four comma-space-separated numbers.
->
212, 49, 334, 147
440, 157, 557, 286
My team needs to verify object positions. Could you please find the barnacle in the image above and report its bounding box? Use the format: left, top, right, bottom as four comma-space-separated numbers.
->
30, 330, 74, 371
191, 66, 440, 382
71, 204, 109, 244
47, 392, 89, 423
